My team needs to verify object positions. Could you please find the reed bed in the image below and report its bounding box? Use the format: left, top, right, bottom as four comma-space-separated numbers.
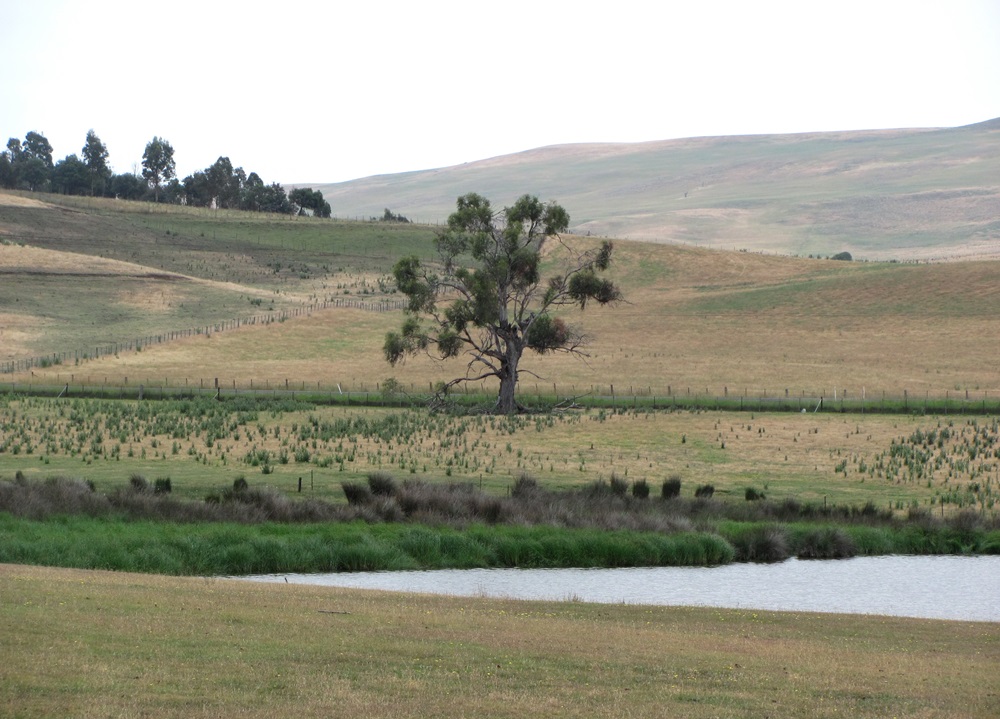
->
2, 474, 996, 575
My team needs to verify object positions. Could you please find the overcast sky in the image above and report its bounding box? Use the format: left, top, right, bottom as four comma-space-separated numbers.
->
2, 0, 998, 185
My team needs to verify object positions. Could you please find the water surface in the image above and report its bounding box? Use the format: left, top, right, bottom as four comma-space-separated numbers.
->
241, 555, 1000, 622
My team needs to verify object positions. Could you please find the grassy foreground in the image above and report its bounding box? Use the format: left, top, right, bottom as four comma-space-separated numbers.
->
3, 563, 998, 719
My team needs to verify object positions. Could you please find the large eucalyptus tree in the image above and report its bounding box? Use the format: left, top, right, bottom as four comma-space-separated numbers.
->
385, 193, 621, 413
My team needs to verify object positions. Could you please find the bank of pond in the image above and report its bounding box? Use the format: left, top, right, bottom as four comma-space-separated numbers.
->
2, 512, 998, 577
1, 474, 997, 576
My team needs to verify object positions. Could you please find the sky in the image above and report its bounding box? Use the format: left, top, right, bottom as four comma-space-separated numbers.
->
2, 0, 999, 185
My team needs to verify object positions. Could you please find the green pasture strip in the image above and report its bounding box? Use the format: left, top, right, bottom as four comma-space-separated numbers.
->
0, 515, 734, 575
4, 563, 997, 719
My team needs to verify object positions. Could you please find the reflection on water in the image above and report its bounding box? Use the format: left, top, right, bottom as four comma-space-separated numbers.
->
240, 555, 1000, 621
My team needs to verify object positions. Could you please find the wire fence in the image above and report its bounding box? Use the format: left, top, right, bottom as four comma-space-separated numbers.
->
2, 379, 998, 415
0, 297, 407, 375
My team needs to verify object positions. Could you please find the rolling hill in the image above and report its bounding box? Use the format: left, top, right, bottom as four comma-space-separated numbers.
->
314, 118, 1000, 261
2, 190, 999, 397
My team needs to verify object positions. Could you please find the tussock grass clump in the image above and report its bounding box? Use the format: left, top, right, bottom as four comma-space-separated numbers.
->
511, 474, 540, 498
793, 526, 858, 559
694, 484, 715, 499
366, 471, 398, 497
153, 477, 172, 494
341, 482, 372, 506
631, 479, 650, 499
0, 475, 109, 519
662, 476, 681, 500
723, 524, 790, 563
397, 480, 506, 525
744, 487, 765, 501
609, 473, 629, 497
129, 473, 150, 493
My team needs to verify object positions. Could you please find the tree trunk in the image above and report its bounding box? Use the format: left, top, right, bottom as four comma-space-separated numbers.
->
495, 343, 523, 414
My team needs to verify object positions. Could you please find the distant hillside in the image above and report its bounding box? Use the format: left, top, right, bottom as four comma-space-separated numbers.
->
313, 118, 1000, 261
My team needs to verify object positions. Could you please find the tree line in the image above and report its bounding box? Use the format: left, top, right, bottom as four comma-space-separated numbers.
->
0, 129, 330, 217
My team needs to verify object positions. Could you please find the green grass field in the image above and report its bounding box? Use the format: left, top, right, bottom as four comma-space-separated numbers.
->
1, 397, 996, 513
3, 563, 998, 718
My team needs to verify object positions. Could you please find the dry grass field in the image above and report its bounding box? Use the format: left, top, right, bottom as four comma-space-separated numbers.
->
12, 232, 1000, 398
3, 563, 997, 719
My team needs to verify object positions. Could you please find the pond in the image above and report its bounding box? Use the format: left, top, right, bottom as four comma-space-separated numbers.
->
240, 555, 1000, 622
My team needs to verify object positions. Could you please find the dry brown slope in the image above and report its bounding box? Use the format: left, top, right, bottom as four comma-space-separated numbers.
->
315, 118, 1000, 261
17, 237, 1000, 397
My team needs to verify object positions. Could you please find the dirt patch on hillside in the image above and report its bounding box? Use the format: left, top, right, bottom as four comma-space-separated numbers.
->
0, 243, 149, 275
0, 312, 47, 358
0, 192, 53, 209
117, 285, 184, 312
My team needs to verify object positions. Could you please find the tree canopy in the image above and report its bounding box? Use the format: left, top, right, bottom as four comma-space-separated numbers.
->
289, 187, 332, 218
81, 129, 110, 196
141, 136, 176, 202
0, 128, 326, 219
385, 192, 622, 414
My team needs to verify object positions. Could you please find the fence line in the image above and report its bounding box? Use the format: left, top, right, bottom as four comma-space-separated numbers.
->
0, 298, 407, 375
2, 380, 998, 415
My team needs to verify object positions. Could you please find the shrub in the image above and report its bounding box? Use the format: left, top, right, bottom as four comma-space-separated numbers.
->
232, 476, 249, 492
341, 482, 372, 506
0, 476, 110, 519
367, 471, 398, 497
609, 473, 629, 497
745, 487, 765, 501
662, 476, 681, 500
583, 480, 614, 498
631, 479, 650, 499
129, 474, 150, 493
511, 474, 540, 498
694, 484, 715, 499
153, 477, 172, 494
949, 509, 982, 535
727, 524, 789, 562
795, 527, 857, 559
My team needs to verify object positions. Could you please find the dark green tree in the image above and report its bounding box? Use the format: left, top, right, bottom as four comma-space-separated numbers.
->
5, 137, 23, 162
5, 132, 53, 191
19, 157, 50, 191
81, 129, 111, 196
242, 175, 292, 214
182, 170, 212, 207
22, 131, 54, 167
240, 171, 265, 211
260, 182, 293, 214
0, 152, 14, 189
206, 156, 242, 208
110, 172, 145, 200
385, 193, 622, 414
1, 139, 22, 189
52, 154, 90, 195
141, 136, 176, 202
289, 187, 331, 218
